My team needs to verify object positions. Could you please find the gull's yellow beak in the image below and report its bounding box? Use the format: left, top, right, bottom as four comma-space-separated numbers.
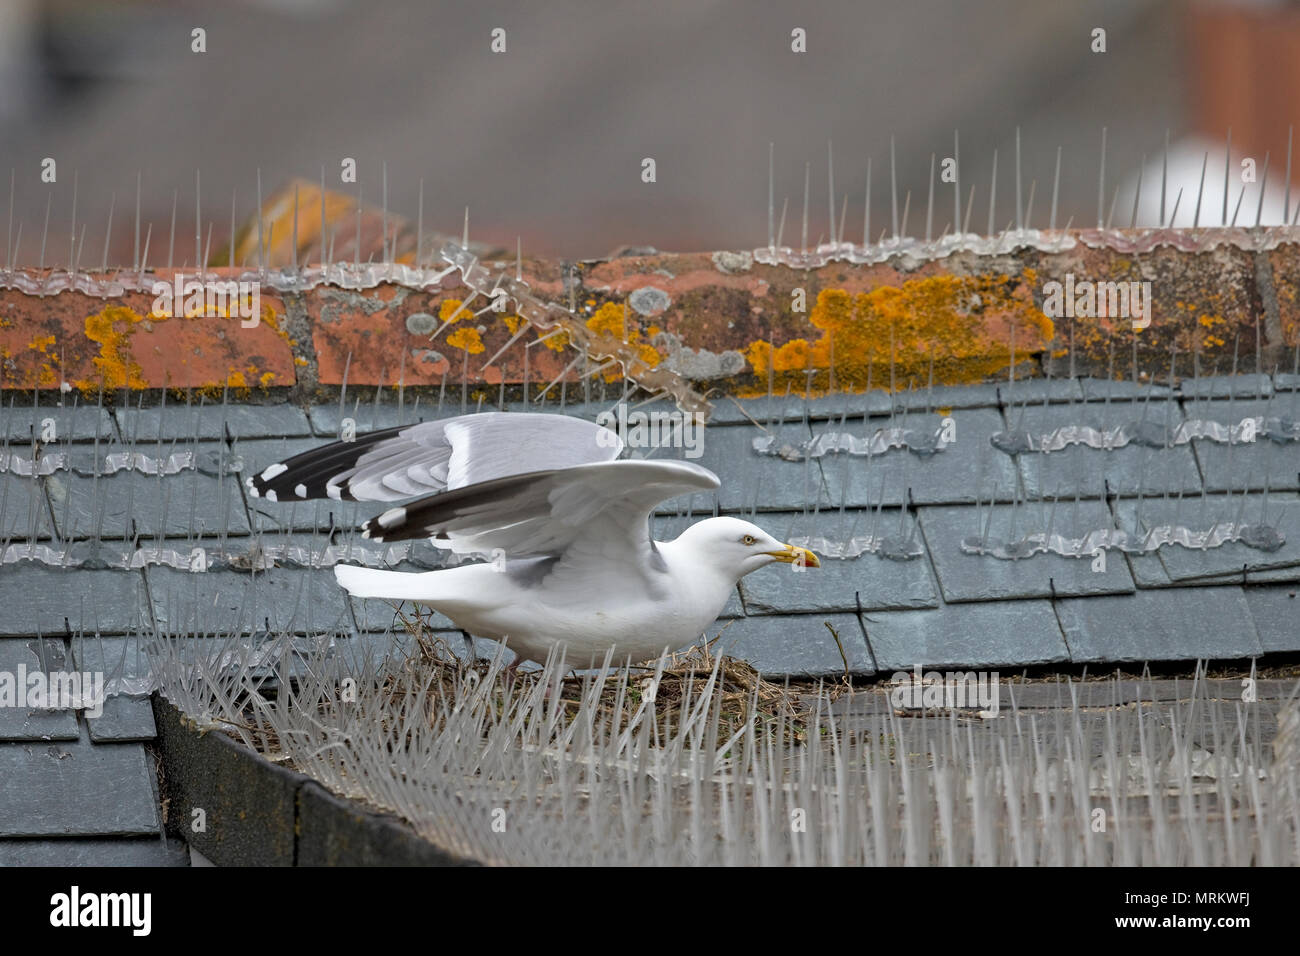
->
766, 543, 821, 568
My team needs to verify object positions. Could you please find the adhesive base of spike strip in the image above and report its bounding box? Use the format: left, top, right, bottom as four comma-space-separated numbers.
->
751, 224, 1300, 270
787, 534, 924, 561
0, 449, 238, 476
961, 522, 1285, 560
753, 427, 948, 461
991, 417, 1300, 455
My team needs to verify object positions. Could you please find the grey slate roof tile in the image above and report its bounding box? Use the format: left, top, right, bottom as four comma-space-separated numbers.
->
0, 400, 116, 443
0, 474, 55, 539
1242, 585, 1300, 654
709, 383, 1006, 427
46, 470, 249, 539
861, 599, 1069, 670
714, 612, 873, 677
918, 501, 1135, 601
68, 636, 156, 742
0, 566, 149, 636
999, 377, 1086, 405
1111, 495, 1300, 586
147, 566, 355, 635
738, 508, 938, 614
1012, 399, 1202, 498
1186, 398, 1300, 493
1078, 379, 1173, 401
1179, 373, 1273, 399
0, 638, 79, 741
692, 420, 824, 513
0, 725, 160, 837
0, 836, 189, 866
819, 408, 1019, 507
1056, 586, 1263, 662
308, 401, 432, 437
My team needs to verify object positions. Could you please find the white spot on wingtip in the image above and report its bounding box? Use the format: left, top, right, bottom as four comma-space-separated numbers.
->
326, 483, 342, 501
294, 483, 308, 498
265, 490, 278, 502
245, 477, 260, 498
378, 506, 406, 529
260, 462, 287, 481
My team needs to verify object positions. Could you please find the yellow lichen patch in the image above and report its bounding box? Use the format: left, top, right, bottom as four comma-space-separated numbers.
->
585, 302, 662, 381
502, 313, 525, 335
27, 334, 56, 355
541, 330, 570, 352
439, 299, 468, 323
446, 326, 485, 354
76, 306, 148, 393
743, 275, 1052, 394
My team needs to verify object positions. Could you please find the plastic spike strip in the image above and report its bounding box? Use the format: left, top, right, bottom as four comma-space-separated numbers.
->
962, 520, 1285, 560
991, 415, 1300, 455
753, 425, 950, 461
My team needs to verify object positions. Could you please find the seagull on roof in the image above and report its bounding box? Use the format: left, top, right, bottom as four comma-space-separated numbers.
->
246, 411, 818, 668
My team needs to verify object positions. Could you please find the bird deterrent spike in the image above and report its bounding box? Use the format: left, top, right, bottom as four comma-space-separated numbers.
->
963, 182, 975, 236
1168, 187, 1184, 227
38, 193, 51, 279
862, 156, 872, 249
1049, 146, 1062, 232
136, 223, 151, 285
1105, 184, 1120, 230
987, 148, 998, 237
292, 182, 300, 273
381, 162, 389, 264
1223, 128, 1232, 226
1129, 157, 1144, 230
1160, 129, 1169, 227
837, 193, 849, 246
167, 187, 177, 270
775, 195, 789, 250
1097, 126, 1107, 228
900, 190, 911, 241
1284, 124, 1295, 225
1255, 151, 1271, 228
202, 222, 213, 274
801, 161, 810, 254
4, 167, 12, 273
1193, 152, 1208, 228
68, 171, 78, 279
925, 152, 935, 243
194, 169, 202, 276
767, 142, 774, 251
99, 192, 115, 274
227, 187, 237, 270
1230, 183, 1246, 227
1024, 179, 1037, 233
827, 140, 836, 249
953, 129, 961, 236
1015, 126, 1023, 231
462, 206, 470, 250
890, 136, 899, 240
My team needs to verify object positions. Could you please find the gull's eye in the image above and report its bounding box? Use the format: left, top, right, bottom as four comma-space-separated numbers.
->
742, 534, 756, 546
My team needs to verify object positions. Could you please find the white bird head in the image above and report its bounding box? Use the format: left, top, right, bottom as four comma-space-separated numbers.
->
672, 516, 820, 580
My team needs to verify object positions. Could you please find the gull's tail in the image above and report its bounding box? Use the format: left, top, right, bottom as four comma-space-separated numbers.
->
334, 564, 437, 602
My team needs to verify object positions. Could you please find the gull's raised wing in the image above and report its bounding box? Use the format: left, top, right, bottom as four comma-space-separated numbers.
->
246, 411, 623, 503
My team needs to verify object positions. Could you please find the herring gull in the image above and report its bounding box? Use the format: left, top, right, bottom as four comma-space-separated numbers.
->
246, 412, 818, 666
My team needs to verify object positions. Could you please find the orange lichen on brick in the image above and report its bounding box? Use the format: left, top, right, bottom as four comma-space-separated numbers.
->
439, 299, 468, 323
446, 326, 485, 354
76, 305, 148, 393
743, 275, 1053, 393
585, 302, 661, 381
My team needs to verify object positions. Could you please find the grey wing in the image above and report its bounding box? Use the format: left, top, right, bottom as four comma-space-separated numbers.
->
361, 458, 720, 564
246, 411, 623, 502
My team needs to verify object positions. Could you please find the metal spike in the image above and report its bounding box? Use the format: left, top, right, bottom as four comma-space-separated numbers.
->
1130, 157, 1144, 230
827, 140, 836, 249
1160, 128, 1169, 227
1223, 127, 1232, 226
801, 162, 810, 254
767, 142, 774, 251
1015, 126, 1023, 231
1255, 150, 1271, 228
1193, 151, 1208, 228
68, 170, 77, 279
167, 188, 177, 270
862, 156, 872, 249
38, 192, 50, 277
1097, 126, 1107, 229
987, 148, 998, 237
381, 161, 388, 264
1231, 183, 1246, 227
100, 192, 115, 273
925, 153, 935, 242
462, 206, 469, 249
1024, 179, 1037, 233
777, 195, 788, 250
1168, 187, 1184, 227
194, 169, 201, 275
292, 182, 300, 274
890, 136, 899, 240
953, 129, 961, 237
900, 190, 911, 240
1050, 145, 1061, 232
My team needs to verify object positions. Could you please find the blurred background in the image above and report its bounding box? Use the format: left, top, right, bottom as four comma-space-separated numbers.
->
0, 0, 1297, 261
